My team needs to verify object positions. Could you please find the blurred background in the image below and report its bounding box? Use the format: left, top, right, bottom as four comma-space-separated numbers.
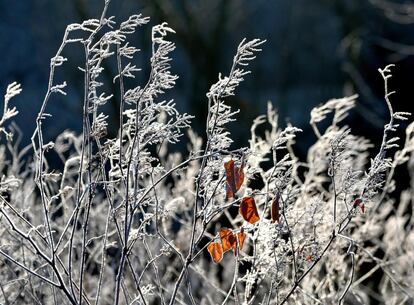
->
1, 0, 414, 165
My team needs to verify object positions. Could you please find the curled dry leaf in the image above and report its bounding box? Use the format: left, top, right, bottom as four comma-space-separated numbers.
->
271, 194, 280, 223
232, 229, 247, 257
353, 198, 365, 213
236, 229, 246, 251
224, 159, 245, 199
240, 196, 260, 224
207, 241, 223, 264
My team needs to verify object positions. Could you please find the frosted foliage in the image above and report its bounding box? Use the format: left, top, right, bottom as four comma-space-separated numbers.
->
0, 2, 413, 305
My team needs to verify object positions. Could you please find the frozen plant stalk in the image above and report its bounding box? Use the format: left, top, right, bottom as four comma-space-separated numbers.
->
0, 2, 413, 305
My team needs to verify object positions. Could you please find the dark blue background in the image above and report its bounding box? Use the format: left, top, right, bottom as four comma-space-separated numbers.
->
1, 0, 414, 158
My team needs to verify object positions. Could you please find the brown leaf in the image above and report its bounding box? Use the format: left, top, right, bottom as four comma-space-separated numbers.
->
207, 241, 223, 263
271, 194, 280, 223
219, 228, 237, 253
236, 229, 247, 251
239, 196, 260, 224
234, 161, 244, 191
224, 159, 245, 199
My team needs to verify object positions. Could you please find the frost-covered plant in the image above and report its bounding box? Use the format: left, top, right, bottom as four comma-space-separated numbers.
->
0, 2, 413, 305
